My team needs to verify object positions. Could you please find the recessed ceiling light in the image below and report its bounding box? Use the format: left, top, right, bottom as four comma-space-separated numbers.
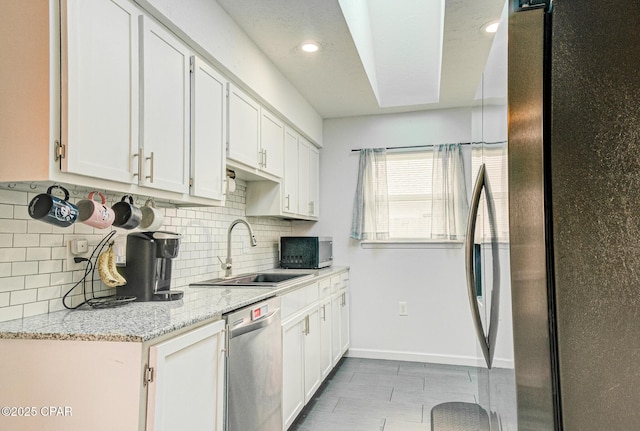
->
301, 42, 320, 53
483, 21, 500, 34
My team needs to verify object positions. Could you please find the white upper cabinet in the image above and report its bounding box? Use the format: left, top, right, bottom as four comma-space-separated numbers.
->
228, 84, 285, 180
283, 126, 300, 215
259, 109, 285, 178
298, 137, 310, 216
139, 15, 191, 194
61, 0, 140, 184
309, 145, 320, 217
190, 56, 227, 202
1, 0, 316, 209
227, 83, 261, 169
245, 125, 320, 220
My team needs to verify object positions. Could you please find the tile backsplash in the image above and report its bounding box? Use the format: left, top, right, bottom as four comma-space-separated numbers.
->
0, 182, 292, 322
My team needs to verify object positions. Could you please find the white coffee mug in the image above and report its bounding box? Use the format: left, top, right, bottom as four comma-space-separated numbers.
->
139, 198, 163, 231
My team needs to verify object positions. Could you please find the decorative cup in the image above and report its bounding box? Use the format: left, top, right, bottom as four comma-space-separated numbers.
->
28, 185, 79, 227
111, 195, 142, 230
77, 191, 115, 229
139, 198, 164, 231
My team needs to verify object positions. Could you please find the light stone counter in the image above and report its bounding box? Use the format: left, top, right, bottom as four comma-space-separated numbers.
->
0, 266, 348, 342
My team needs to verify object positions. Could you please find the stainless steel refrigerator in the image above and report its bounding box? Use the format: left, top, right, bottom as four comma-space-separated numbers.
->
509, 1, 640, 430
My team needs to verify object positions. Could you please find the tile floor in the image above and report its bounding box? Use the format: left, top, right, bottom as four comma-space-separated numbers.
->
289, 357, 517, 431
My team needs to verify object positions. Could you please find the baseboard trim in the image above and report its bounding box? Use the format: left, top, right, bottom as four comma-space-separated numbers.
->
346, 348, 514, 369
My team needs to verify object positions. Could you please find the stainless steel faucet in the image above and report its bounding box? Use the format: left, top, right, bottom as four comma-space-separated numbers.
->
222, 219, 257, 278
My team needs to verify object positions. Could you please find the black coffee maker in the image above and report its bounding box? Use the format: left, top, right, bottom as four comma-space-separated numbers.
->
117, 231, 183, 301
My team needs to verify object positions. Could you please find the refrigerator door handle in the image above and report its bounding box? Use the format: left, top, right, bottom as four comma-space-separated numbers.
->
465, 163, 493, 369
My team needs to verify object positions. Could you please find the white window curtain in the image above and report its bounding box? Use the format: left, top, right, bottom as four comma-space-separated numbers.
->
430, 143, 469, 240
350, 148, 389, 240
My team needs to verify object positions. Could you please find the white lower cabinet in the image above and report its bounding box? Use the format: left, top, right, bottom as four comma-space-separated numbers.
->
331, 274, 351, 366
281, 270, 350, 430
0, 320, 225, 431
281, 307, 321, 427
282, 313, 306, 430
319, 296, 333, 379
146, 320, 226, 431
281, 281, 321, 430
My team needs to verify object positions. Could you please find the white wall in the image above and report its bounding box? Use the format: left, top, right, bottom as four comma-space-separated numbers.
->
296, 108, 514, 368
138, 0, 323, 145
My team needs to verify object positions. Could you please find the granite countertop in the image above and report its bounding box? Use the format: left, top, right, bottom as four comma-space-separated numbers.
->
0, 266, 348, 343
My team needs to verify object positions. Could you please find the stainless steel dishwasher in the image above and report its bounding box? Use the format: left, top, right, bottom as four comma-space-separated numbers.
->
225, 296, 282, 431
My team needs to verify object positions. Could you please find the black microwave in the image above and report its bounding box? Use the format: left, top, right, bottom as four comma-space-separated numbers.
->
280, 236, 333, 269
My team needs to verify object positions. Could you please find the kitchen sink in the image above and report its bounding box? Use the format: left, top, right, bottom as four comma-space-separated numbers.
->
190, 272, 314, 288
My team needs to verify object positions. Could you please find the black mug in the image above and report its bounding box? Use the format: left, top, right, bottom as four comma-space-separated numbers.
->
28, 185, 79, 227
112, 195, 142, 229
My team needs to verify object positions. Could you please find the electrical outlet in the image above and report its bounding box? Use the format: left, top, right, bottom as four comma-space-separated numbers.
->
66, 237, 90, 271
399, 301, 408, 316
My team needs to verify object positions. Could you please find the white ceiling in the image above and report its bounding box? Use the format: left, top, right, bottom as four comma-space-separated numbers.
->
216, 0, 506, 119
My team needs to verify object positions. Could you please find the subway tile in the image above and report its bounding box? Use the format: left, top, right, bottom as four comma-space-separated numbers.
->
26, 248, 51, 262
0, 305, 23, 322
40, 234, 64, 247
0, 262, 11, 277
0, 292, 9, 307
25, 274, 50, 289
0, 234, 12, 247
39, 260, 63, 274
13, 233, 40, 247
0, 189, 27, 205
50, 271, 73, 286
48, 298, 65, 313
73, 223, 96, 234
0, 276, 25, 293
11, 261, 39, 276
51, 246, 66, 260
10, 289, 37, 305
0, 248, 26, 263
38, 285, 61, 301
27, 220, 53, 234
12, 205, 30, 220
0, 219, 27, 233
23, 301, 49, 317
0, 204, 13, 218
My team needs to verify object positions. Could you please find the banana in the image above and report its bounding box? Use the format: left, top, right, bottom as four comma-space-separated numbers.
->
97, 244, 127, 287
107, 245, 127, 286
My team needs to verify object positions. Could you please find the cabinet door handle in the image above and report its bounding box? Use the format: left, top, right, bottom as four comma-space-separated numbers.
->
258, 149, 267, 168
285, 194, 290, 210
304, 314, 310, 335
321, 304, 326, 321
341, 293, 346, 307
145, 152, 154, 183
133, 149, 143, 180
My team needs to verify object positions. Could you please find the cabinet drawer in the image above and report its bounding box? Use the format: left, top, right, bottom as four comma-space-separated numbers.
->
319, 278, 332, 298
330, 272, 348, 293
282, 282, 319, 319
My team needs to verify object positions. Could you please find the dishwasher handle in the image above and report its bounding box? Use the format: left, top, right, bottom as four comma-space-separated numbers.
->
229, 309, 280, 339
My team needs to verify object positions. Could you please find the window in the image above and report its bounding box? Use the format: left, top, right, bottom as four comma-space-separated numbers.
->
386, 150, 434, 239
352, 144, 508, 244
